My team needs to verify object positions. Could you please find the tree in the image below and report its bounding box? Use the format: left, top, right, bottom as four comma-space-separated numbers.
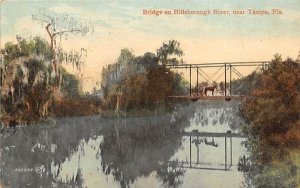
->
240, 56, 300, 188
32, 9, 92, 55
0, 37, 83, 126
60, 68, 82, 98
100, 46, 188, 111
156, 40, 184, 66
242, 57, 300, 162
0, 42, 21, 63
32, 9, 93, 76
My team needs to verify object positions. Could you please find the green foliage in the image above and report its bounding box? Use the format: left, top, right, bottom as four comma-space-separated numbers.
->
1, 57, 51, 126
241, 56, 300, 187
60, 68, 82, 97
101, 47, 188, 111
0, 38, 84, 126
18, 40, 35, 56
253, 163, 297, 188
24, 59, 46, 86
101, 40, 188, 112
242, 58, 300, 150
135, 52, 158, 70
119, 74, 148, 109
118, 48, 135, 63
1, 42, 22, 63
0, 37, 52, 64
231, 71, 262, 95
101, 48, 136, 87
156, 40, 184, 66
119, 66, 185, 110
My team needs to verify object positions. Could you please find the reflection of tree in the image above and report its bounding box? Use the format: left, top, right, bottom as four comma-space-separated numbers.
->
99, 115, 189, 188
0, 116, 100, 188
192, 101, 244, 130
0, 105, 194, 188
157, 162, 185, 188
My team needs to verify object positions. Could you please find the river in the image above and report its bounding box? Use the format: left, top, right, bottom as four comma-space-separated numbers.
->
0, 101, 247, 188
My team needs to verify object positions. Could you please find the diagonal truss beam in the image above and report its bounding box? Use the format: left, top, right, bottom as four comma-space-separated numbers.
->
167, 61, 270, 97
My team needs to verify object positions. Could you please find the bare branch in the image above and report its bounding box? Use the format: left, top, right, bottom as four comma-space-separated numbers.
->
31, 8, 93, 70
45, 23, 52, 37
53, 29, 86, 37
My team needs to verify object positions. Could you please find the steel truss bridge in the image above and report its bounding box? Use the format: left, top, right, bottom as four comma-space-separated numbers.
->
166, 61, 270, 101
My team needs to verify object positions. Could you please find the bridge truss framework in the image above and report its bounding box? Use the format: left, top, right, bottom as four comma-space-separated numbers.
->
166, 61, 270, 97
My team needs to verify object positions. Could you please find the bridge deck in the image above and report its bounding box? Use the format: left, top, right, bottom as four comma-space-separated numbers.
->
167, 95, 245, 101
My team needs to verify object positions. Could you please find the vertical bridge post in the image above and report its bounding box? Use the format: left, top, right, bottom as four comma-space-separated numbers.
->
229, 64, 232, 96
197, 134, 199, 164
224, 63, 227, 97
230, 135, 233, 167
190, 135, 192, 167
196, 67, 199, 96
189, 65, 192, 96
225, 136, 227, 171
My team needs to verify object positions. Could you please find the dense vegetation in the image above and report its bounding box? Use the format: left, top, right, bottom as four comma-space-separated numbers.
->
100, 40, 188, 113
241, 55, 300, 187
0, 37, 99, 127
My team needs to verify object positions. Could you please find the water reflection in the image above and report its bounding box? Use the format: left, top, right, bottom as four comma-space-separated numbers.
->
0, 101, 246, 188
0, 116, 102, 188
157, 163, 185, 188
99, 116, 189, 188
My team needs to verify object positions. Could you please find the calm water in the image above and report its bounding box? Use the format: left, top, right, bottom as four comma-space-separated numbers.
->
0, 101, 247, 188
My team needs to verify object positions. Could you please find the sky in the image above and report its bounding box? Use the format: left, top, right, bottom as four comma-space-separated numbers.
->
1, 0, 300, 91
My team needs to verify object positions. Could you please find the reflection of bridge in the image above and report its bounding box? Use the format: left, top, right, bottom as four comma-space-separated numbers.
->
166, 61, 270, 100
169, 130, 245, 171
167, 95, 245, 101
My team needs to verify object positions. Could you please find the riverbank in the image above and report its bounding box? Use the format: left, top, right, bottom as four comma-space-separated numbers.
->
0, 97, 191, 128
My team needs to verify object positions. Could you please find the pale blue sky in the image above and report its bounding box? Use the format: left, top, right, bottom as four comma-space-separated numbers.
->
1, 0, 299, 38
1, 0, 300, 90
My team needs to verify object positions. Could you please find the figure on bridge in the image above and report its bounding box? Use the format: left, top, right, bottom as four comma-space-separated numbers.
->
204, 85, 217, 96
204, 137, 218, 147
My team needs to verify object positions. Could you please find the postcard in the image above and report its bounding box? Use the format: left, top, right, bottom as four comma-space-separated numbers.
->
0, 0, 299, 187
